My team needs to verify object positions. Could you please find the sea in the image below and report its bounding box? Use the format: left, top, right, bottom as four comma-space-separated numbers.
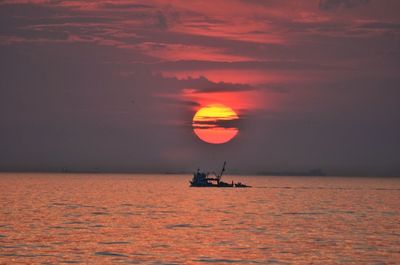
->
0, 173, 399, 264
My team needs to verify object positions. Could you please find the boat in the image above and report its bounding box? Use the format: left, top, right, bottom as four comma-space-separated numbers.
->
189, 161, 251, 188
235, 182, 251, 188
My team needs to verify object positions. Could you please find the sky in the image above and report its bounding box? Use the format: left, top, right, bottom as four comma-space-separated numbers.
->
0, 0, 399, 176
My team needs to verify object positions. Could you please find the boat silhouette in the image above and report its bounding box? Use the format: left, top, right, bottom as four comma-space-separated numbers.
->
189, 161, 251, 188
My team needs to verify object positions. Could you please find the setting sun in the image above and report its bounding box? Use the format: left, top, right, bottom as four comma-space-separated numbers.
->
192, 104, 239, 144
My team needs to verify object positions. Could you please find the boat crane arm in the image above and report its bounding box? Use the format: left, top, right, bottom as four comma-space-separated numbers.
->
217, 161, 226, 180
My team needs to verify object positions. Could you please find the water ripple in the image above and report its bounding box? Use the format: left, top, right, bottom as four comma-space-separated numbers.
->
98, 241, 131, 245
95, 251, 128, 257
195, 257, 261, 263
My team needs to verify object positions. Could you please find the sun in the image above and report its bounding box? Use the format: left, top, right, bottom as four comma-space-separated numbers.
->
192, 104, 239, 144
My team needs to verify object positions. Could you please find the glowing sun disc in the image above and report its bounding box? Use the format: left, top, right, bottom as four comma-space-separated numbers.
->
192, 104, 239, 144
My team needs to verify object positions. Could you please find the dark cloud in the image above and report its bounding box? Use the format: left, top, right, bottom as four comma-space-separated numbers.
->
319, 0, 370, 10
357, 21, 400, 30
156, 11, 168, 30
150, 60, 341, 71
0, 3, 115, 43
163, 99, 201, 107
192, 118, 241, 130
100, 3, 154, 9
188, 83, 256, 93
0, 2, 59, 17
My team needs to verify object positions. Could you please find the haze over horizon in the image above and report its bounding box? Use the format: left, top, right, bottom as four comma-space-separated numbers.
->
1, 0, 399, 176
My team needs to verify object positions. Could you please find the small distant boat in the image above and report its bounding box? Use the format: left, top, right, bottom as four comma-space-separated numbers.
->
189, 161, 251, 188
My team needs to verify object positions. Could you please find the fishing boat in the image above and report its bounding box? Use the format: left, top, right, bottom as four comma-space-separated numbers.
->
189, 161, 251, 188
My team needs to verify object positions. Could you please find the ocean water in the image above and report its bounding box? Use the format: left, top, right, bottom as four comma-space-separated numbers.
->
0, 173, 399, 264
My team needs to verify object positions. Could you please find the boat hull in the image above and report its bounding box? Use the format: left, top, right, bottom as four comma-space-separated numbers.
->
190, 181, 250, 188
189, 181, 234, 187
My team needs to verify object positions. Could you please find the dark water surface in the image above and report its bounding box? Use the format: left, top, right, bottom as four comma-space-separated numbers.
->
0, 173, 399, 264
